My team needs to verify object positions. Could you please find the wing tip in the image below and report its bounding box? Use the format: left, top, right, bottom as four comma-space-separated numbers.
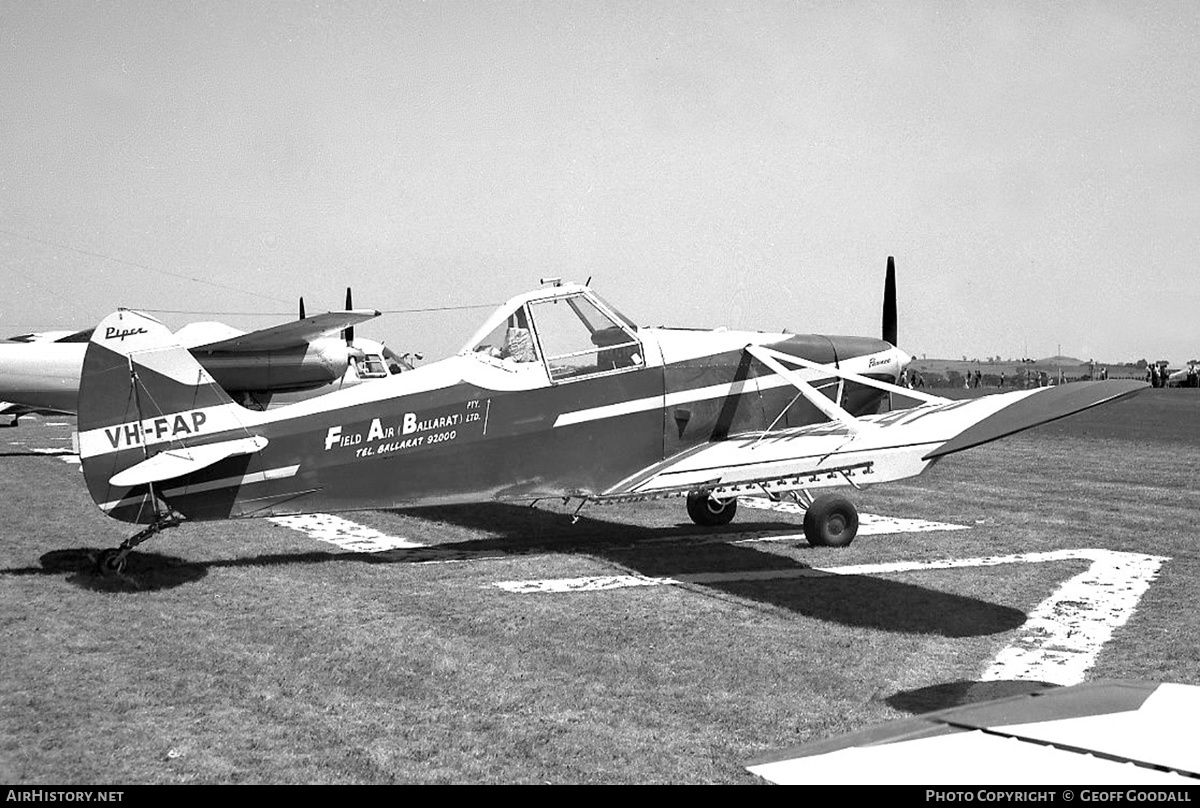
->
923, 379, 1149, 460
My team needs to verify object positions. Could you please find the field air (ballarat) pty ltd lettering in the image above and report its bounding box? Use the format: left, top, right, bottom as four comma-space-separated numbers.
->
324, 399, 489, 459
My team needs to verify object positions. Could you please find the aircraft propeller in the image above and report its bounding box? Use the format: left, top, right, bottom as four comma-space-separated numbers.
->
881, 256, 901, 414
882, 255, 897, 347
343, 287, 354, 345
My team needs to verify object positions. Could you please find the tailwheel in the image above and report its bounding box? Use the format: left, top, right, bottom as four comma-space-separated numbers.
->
803, 493, 859, 548
686, 491, 738, 527
93, 515, 184, 576
96, 548, 128, 576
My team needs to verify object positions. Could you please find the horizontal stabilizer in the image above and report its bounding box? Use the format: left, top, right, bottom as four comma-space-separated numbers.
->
923, 379, 1146, 459
109, 435, 268, 487
193, 310, 381, 352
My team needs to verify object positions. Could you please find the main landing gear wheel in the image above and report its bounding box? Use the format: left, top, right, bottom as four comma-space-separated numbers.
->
686, 491, 738, 526
803, 493, 859, 548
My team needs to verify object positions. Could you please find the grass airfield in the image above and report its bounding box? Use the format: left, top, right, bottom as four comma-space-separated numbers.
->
1, 389, 1197, 784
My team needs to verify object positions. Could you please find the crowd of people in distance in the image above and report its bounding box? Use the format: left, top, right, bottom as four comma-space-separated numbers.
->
901, 367, 1096, 390
899, 362, 1199, 390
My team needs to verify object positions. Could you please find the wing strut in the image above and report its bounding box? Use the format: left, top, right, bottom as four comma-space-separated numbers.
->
744, 345, 867, 433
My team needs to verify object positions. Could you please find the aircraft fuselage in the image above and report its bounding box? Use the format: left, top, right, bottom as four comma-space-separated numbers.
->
80, 321, 906, 523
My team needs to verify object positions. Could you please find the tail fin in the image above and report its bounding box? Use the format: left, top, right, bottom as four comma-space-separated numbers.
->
77, 310, 250, 523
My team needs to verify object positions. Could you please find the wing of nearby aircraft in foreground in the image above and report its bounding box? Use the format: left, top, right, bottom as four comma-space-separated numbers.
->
746, 680, 1200, 784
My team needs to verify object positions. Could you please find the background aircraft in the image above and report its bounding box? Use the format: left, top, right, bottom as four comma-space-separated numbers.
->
73, 262, 1145, 573
1167, 362, 1198, 388
0, 291, 407, 423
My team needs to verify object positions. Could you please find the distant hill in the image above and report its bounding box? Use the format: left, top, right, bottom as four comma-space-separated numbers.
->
1038, 355, 1084, 365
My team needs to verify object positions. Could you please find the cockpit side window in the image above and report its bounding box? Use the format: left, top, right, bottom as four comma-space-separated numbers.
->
528, 294, 643, 382
357, 354, 389, 379
470, 306, 541, 364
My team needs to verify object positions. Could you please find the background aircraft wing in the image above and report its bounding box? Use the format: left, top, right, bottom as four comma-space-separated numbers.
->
603, 380, 1146, 498
1, 402, 75, 418
746, 680, 1200, 784
191, 309, 381, 352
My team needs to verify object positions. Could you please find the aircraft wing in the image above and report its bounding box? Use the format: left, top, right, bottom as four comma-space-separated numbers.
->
0, 402, 76, 419
746, 680, 1200, 784
603, 380, 1146, 499
190, 310, 381, 353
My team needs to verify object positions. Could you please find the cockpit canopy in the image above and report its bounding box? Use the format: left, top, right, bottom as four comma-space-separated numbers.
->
462, 284, 644, 382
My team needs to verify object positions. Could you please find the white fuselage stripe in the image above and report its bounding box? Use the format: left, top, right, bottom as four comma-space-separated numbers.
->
78, 402, 254, 459
553, 374, 794, 427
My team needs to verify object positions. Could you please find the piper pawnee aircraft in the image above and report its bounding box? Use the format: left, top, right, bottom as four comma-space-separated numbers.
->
75, 259, 1146, 573
0, 291, 400, 423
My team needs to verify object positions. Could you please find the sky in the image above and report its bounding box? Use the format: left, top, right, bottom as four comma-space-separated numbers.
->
2, 1, 1198, 365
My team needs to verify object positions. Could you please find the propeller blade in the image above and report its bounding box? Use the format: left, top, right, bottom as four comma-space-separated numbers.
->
882, 256, 897, 346
298, 297, 306, 321
343, 287, 354, 344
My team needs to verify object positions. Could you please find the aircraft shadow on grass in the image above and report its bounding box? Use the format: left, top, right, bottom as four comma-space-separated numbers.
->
10, 502, 1026, 638
886, 678, 1059, 715
373, 502, 1028, 638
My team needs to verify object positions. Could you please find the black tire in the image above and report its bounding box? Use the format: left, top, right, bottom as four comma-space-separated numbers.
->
686, 491, 738, 527
803, 494, 859, 548
96, 548, 127, 576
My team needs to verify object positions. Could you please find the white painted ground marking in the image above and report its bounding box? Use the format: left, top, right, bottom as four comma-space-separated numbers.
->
737, 496, 969, 538
268, 513, 425, 552
980, 549, 1168, 686
498, 574, 679, 593
492, 549, 1169, 687
27, 447, 80, 465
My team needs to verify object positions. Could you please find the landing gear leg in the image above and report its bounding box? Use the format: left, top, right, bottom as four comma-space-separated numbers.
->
95, 516, 184, 575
